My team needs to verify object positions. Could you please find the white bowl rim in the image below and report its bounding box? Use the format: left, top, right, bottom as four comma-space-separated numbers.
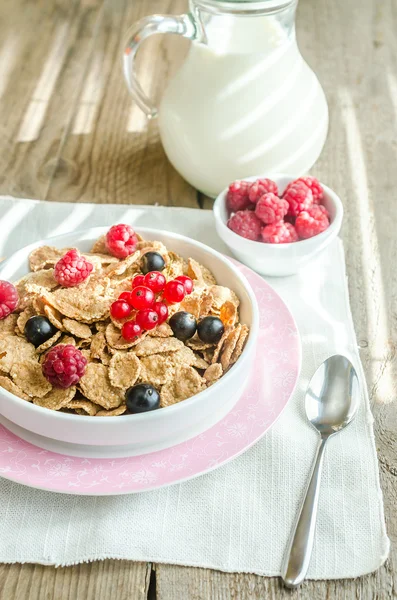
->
213, 173, 344, 250
0, 226, 259, 423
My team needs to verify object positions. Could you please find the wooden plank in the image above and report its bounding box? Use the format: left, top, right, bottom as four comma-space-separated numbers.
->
155, 565, 390, 600
0, 0, 104, 200
0, 561, 151, 600
46, 0, 197, 207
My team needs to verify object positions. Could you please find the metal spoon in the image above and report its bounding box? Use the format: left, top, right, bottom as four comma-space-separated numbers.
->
281, 354, 360, 588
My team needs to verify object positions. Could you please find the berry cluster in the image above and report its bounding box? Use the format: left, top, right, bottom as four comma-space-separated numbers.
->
54, 249, 93, 287
42, 344, 87, 388
106, 224, 138, 259
0, 280, 19, 320
109, 251, 194, 342
226, 176, 330, 244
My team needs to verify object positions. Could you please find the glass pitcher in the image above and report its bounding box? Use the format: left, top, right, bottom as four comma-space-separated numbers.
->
123, 0, 328, 197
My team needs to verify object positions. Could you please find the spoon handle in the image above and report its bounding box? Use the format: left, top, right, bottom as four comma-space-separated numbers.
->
281, 436, 328, 588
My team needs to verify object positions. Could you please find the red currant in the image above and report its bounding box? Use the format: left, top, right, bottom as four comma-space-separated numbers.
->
110, 300, 132, 320
130, 286, 155, 310
164, 280, 185, 304
136, 309, 159, 331
122, 320, 142, 342
119, 291, 135, 306
153, 301, 169, 324
144, 271, 166, 293
132, 274, 145, 289
175, 275, 194, 295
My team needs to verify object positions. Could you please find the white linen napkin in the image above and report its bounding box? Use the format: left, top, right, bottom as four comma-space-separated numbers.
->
0, 198, 389, 578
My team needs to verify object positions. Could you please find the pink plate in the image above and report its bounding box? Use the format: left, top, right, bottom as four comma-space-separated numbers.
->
0, 262, 301, 495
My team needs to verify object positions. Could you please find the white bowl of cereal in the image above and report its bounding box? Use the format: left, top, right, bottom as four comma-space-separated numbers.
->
0, 226, 258, 458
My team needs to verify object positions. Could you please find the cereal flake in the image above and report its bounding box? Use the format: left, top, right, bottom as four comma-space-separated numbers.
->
0, 314, 18, 335
187, 258, 217, 286
34, 386, 77, 410
40, 282, 110, 323
220, 300, 238, 327
148, 322, 173, 338
96, 405, 127, 416
109, 352, 141, 389
17, 306, 36, 334
36, 331, 62, 354
210, 285, 240, 311
220, 325, 241, 371
211, 327, 232, 364
44, 304, 65, 331
29, 246, 69, 271
10, 360, 52, 398
140, 354, 175, 386
62, 318, 92, 339
0, 375, 30, 401
0, 334, 36, 374
134, 336, 184, 357
203, 363, 223, 384
66, 399, 100, 415
79, 363, 124, 409
160, 365, 205, 407
230, 324, 249, 365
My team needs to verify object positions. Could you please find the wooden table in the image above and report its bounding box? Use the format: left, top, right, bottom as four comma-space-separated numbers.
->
0, 0, 396, 597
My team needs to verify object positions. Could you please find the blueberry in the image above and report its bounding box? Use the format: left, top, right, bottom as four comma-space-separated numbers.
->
24, 316, 58, 348
141, 252, 165, 274
125, 383, 160, 413
169, 311, 197, 341
197, 316, 224, 344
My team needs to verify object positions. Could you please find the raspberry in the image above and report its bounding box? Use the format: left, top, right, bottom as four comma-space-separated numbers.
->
54, 249, 93, 287
136, 309, 159, 331
286, 176, 323, 203
261, 221, 299, 244
0, 281, 19, 320
283, 182, 313, 216
164, 280, 185, 304
175, 275, 194, 295
153, 301, 169, 324
295, 205, 330, 239
226, 181, 251, 213
110, 300, 132, 320
106, 224, 138, 259
248, 178, 278, 204
255, 193, 288, 224
227, 210, 261, 241
144, 271, 166, 293
42, 344, 87, 388
122, 320, 142, 342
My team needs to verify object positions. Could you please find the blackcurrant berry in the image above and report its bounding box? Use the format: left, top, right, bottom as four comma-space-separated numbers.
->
169, 311, 197, 341
24, 316, 58, 348
141, 252, 165, 274
125, 384, 160, 413
197, 316, 224, 344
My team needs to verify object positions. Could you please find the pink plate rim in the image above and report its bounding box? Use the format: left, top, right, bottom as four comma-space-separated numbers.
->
0, 261, 301, 495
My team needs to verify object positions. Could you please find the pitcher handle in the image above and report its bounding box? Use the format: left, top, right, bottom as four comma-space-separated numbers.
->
123, 14, 197, 119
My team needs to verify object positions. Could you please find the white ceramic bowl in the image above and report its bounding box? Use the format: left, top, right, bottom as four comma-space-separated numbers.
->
213, 174, 343, 276
0, 227, 259, 458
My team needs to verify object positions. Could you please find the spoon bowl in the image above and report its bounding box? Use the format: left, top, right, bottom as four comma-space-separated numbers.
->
281, 354, 360, 588
306, 355, 360, 437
